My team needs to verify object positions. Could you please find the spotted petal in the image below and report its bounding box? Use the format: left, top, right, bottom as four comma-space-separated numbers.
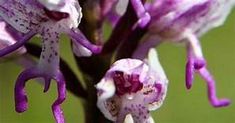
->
0, 0, 46, 33
72, 40, 92, 57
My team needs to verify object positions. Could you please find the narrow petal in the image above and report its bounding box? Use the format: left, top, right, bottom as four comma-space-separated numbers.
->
183, 31, 229, 107
185, 57, 194, 89
71, 39, 92, 57
198, 68, 230, 107
14, 68, 38, 112
105, 0, 128, 27
106, 10, 121, 28
184, 31, 204, 59
52, 71, 66, 123
0, 31, 36, 57
100, 0, 118, 18
184, 32, 206, 89
0, 20, 26, 57
130, 0, 150, 27
185, 45, 195, 89
68, 28, 102, 55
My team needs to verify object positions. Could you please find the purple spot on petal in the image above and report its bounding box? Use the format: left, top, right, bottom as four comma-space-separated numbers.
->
112, 71, 143, 96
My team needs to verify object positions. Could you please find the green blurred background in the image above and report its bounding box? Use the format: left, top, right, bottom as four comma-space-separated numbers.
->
1, 10, 235, 123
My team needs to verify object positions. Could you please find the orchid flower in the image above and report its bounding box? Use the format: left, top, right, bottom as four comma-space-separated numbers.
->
96, 48, 168, 123
0, 0, 102, 123
133, 0, 235, 107
101, 0, 151, 27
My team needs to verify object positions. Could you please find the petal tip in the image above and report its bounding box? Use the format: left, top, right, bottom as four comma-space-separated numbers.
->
15, 100, 28, 113
194, 59, 206, 70
185, 79, 192, 90
138, 12, 151, 28
92, 45, 103, 54
212, 99, 231, 108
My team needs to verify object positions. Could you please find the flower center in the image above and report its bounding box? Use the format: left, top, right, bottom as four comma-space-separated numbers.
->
44, 8, 69, 21
113, 71, 143, 96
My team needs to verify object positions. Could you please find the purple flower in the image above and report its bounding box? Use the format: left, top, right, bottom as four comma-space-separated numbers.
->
101, 0, 151, 27
96, 49, 168, 123
0, 0, 102, 122
133, 0, 234, 107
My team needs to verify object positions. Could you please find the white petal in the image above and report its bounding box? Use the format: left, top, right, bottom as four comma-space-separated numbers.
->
97, 95, 119, 121
124, 114, 134, 123
115, 0, 128, 16
39, 0, 82, 28
147, 48, 167, 83
96, 78, 116, 100
72, 41, 92, 57
0, 0, 45, 33
60, 0, 82, 28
